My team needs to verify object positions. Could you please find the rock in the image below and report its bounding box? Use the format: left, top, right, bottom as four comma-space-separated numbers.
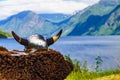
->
0, 46, 73, 80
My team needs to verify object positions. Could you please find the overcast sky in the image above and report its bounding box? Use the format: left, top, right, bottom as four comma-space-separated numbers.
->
0, 0, 100, 20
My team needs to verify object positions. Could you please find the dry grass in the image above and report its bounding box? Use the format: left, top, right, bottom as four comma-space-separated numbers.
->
95, 74, 120, 80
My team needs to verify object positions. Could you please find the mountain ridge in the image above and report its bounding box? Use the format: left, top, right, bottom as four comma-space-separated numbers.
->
68, 4, 120, 36
0, 10, 60, 37
0, 0, 120, 37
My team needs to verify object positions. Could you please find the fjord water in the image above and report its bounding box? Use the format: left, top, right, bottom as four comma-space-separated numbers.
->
0, 36, 120, 71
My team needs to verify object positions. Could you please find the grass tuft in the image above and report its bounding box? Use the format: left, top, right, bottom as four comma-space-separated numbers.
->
65, 55, 120, 80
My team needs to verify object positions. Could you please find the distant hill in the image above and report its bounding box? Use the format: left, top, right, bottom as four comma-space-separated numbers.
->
68, 5, 120, 36
0, 11, 71, 37
39, 13, 70, 22
58, 0, 120, 36
0, 11, 59, 37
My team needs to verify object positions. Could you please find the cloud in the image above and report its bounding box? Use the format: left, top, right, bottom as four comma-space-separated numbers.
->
63, 0, 100, 4
0, 0, 100, 20
0, 0, 6, 1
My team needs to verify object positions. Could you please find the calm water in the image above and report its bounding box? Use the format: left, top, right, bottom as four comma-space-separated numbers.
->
1, 36, 120, 71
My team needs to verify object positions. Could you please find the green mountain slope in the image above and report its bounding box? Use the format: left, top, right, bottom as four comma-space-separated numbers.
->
58, 0, 120, 36
68, 4, 120, 36
94, 5, 120, 35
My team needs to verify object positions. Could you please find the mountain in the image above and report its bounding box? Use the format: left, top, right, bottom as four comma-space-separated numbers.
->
99, 0, 120, 6
57, 0, 120, 36
39, 13, 71, 22
68, 5, 120, 36
0, 0, 120, 37
0, 11, 59, 37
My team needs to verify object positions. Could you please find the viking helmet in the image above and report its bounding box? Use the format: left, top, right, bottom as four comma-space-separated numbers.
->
11, 30, 62, 49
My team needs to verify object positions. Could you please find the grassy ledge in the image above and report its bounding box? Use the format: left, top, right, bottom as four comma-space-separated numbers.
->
0, 30, 11, 38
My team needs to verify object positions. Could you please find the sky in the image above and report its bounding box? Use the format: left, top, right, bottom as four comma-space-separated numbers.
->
0, 0, 100, 20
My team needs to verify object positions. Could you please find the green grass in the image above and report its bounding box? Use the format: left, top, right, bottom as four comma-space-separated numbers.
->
64, 55, 120, 80
66, 69, 120, 80
0, 30, 11, 38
